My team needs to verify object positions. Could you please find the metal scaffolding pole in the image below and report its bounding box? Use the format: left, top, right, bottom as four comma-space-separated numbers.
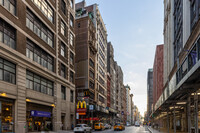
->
167, 111, 169, 133
174, 106, 176, 133
188, 96, 191, 133
194, 93, 198, 133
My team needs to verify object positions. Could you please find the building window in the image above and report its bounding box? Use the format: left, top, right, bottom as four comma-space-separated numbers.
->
61, 0, 66, 15
89, 70, 94, 79
70, 71, 74, 83
99, 49, 105, 60
0, 19, 16, 49
26, 40, 54, 72
70, 51, 74, 65
0, 57, 16, 84
0, 0, 16, 15
0, 100, 14, 133
99, 40, 105, 52
70, 14, 74, 27
99, 76, 104, 86
61, 20, 66, 36
89, 80, 94, 89
99, 85, 104, 95
99, 58, 105, 69
61, 63, 66, 78
69, 32, 74, 46
31, 0, 54, 23
99, 95, 104, 103
70, 90, 73, 103
99, 67, 105, 77
26, 71, 54, 96
26, 9, 54, 47
70, 0, 73, 9
174, 0, 183, 60
89, 59, 94, 68
61, 42, 66, 57
61, 86, 66, 100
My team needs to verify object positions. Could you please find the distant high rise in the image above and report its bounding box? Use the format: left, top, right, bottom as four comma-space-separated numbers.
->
147, 68, 153, 123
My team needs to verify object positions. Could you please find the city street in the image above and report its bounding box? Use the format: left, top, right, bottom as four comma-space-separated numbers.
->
93, 126, 150, 133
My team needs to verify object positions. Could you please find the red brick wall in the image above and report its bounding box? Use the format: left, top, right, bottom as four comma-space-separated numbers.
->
153, 44, 164, 106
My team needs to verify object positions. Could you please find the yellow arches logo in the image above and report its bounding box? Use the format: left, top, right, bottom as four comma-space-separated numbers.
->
77, 101, 87, 109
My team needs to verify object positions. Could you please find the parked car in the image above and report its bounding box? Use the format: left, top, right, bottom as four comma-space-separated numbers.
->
126, 123, 131, 126
114, 123, 125, 131
135, 121, 140, 127
74, 124, 92, 133
94, 122, 105, 131
104, 124, 112, 129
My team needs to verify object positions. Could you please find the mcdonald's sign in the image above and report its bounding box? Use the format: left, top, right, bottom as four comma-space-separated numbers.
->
77, 100, 87, 115
77, 101, 87, 109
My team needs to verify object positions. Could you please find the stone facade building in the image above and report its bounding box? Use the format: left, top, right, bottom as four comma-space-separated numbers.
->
0, 0, 76, 132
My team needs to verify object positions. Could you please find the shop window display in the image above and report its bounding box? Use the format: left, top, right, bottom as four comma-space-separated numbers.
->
0, 100, 14, 133
26, 103, 53, 132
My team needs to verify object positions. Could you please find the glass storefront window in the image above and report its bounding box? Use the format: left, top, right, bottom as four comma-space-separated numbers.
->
0, 99, 14, 133
26, 103, 53, 132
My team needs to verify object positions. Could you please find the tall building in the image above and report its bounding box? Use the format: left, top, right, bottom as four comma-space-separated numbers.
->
107, 42, 117, 124
0, 0, 76, 132
153, 0, 200, 132
75, 0, 109, 125
147, 68, 153, 123
121, 85, 127, 124
153, 45, 164, 106
75, 0, 97, 125
130, 94, 134, 125
125, 85, 132, 125
114, 62, 124, 122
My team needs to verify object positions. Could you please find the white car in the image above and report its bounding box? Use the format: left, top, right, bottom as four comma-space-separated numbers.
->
74, 124, 92, 133
104, 124, 111, 129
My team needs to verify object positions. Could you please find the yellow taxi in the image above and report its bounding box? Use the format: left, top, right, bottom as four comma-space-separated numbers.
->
114, 123, 125, 131
94, 122, 105, 131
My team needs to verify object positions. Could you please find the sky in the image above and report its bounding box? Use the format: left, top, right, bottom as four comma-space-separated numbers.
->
75, 0, 164, 116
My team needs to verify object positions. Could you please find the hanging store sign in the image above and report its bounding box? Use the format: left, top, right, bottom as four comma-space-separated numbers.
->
76, 113, 79, 119
77, 100, 87, 115
31, 110, 51, 118
89, 105, 94, 111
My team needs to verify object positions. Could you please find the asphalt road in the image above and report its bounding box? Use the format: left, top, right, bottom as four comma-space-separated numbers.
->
93, 126, 150, 133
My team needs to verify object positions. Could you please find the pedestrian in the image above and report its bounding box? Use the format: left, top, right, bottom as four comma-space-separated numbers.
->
71, 123, 74, 130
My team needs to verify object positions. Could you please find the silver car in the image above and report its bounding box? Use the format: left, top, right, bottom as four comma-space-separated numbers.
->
74, 124, 92, 133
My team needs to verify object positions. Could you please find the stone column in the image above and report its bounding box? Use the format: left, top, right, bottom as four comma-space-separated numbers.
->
16, 65, 26, 133
187, 96, 191, 133
53, 83, 62, 131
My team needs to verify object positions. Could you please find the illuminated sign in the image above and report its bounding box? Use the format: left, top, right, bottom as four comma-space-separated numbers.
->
77, 100, 87, 115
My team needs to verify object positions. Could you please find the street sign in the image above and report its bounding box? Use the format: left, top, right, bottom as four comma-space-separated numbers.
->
89, 105, 94, 111
121, 111, 124, 115
76, 113, 79, 119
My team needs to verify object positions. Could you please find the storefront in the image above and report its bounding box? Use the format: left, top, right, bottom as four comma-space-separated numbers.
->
26, 103, 53, 132
0, 98, 15, 133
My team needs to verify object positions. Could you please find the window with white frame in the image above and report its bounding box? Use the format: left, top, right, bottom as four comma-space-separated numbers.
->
61, 20, 66, 36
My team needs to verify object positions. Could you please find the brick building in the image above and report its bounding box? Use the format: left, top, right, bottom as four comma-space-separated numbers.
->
153, 45, 164, 106
75, 0, 109, 125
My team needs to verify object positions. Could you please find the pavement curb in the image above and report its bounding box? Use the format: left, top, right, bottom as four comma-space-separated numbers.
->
147, 127, 153, 133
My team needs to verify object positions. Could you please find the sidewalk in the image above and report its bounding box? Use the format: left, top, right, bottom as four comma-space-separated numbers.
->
29, 130, 73, 133
147, 127, 163, 133
147, 127, 187, 133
